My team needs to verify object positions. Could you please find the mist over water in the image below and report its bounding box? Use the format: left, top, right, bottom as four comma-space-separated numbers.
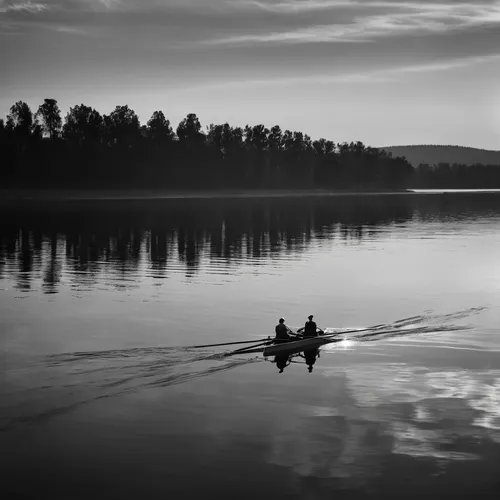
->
1, 193, 500, 498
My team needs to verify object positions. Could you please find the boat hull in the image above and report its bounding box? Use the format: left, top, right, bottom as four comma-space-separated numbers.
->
263, 336, 338, 356
262, 327, 361, 356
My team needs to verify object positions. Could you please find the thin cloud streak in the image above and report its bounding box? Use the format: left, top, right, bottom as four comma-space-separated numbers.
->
183, 52, 500, 91
0, 1, 47, 13
99, 0, 121, 8
202, 1, 500, 45
244, 0, 500, 13
199, 25, 371, 45
393, 53, 500, 73
53, 24, 90, 35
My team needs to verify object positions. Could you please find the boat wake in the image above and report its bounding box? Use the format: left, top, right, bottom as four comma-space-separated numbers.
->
0, 307, 485, 432
312, 307, 485, 356
0, 348, 260, 432
322, 307, 484, 347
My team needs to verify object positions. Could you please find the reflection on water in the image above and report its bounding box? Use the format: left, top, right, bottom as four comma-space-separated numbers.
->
2, 194, 500, 293
269, 363, 500, 484
2, 193, 500, 498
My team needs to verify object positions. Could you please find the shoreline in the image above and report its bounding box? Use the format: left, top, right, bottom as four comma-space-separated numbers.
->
1, 188, 500, 202
1, 188, 413, 201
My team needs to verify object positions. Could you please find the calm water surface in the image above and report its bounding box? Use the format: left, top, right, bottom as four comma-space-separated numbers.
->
1, 194, 500, 499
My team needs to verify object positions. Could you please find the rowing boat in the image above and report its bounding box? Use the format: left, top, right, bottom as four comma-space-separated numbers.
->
263, 336, 337, 356
262, 328, 348, 356
208, 327, 368, 358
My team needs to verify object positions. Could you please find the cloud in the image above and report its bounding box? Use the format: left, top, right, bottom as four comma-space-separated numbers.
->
200, 24, 371, 45
391, 53, 500, 73
53, 24, 89, 35
237, 0, 354, 12
180, 52, 500, 92
243, 0, 500, 14
6, 1, 498, 45
201, 1, 500, 45
99, 0, 120, 8
0, 1, 47, 13
97, 0, 122, 10
2, 0, 500, 68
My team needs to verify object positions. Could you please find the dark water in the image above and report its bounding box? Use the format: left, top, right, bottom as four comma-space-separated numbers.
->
1, 193, 500, 499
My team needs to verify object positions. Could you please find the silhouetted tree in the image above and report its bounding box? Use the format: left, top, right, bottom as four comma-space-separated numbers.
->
267, 125, 282, 148
147, 110, 174, 144
206, 123, 224, 151
31, 121, 43, 140
105, 105, 141, 145
63, 104, 103, 144
312, 138, 335, 156
36, 98, 62, 140
176, 113, 204, 145
6, 101, 33, 138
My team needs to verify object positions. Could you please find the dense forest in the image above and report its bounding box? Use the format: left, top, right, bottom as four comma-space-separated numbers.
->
1, 98, 499, 190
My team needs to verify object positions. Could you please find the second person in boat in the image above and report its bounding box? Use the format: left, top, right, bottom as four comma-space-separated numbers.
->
302, 315, 324, 337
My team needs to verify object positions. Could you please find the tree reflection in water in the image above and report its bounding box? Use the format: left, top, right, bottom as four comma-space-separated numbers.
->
1, 193, 500, 293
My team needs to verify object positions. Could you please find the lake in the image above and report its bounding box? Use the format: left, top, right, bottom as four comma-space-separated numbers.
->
1, 193, 500, 499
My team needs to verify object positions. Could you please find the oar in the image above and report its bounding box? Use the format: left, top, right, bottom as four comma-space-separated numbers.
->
319, 324, 389, 338
186, 323, 390, 350
187, 337, 272, 349
298, 326, 377, 339
224, 340, 273, 356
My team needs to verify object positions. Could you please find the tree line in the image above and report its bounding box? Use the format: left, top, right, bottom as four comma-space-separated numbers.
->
413, 162, 500, 189
1, 98, 499, 190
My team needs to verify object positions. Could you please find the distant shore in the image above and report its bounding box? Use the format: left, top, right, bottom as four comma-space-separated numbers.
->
0, 188, 414, 202
2, 188, 500, 202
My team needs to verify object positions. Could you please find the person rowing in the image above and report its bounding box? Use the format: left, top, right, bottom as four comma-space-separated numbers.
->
275, 317, 295, 343
302, 315, 324, 337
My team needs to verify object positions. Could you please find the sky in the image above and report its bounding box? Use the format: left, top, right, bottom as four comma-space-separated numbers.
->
1, 0, 500, 149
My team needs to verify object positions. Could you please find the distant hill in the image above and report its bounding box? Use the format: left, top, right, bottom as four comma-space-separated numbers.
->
380, 145, 500, 167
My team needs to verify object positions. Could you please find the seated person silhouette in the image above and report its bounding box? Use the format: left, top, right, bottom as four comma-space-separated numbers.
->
303, 315, 324, 337
275, 317, 294, 343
